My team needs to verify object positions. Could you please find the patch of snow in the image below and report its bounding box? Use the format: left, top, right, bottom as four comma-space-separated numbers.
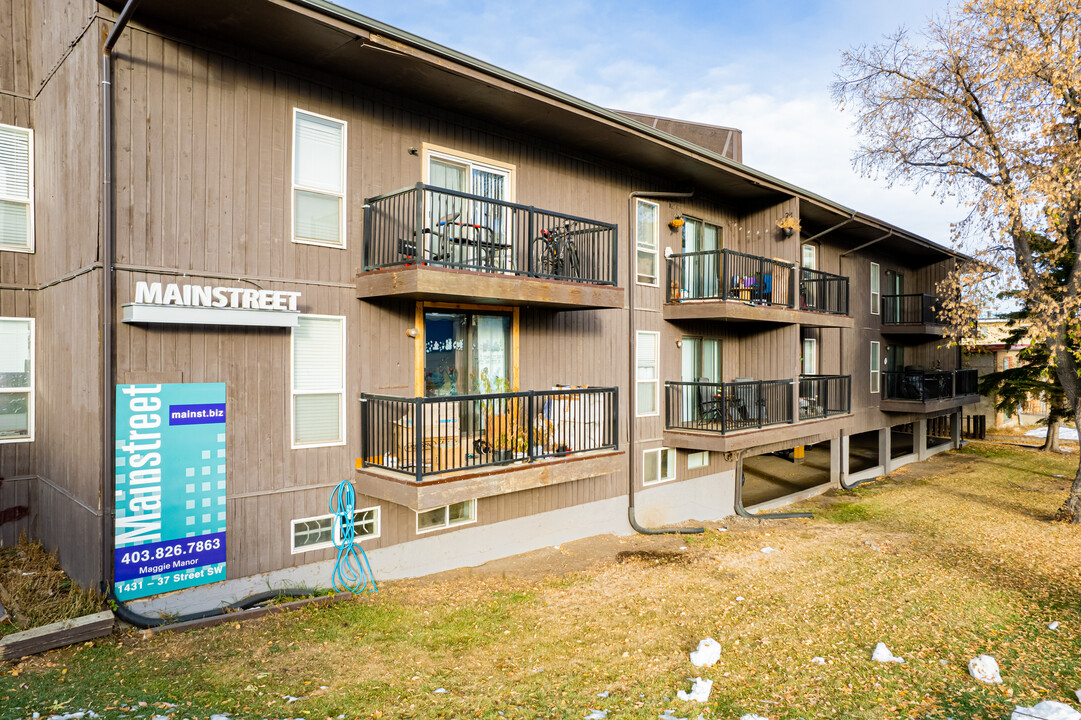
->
676, 677, 712, 703
597, 691, 609, 698
736, 596, 744, 602
1077, 690, 1081, 704
761, 547, 779, 553
584, 711, 608, 720
689, 638, 721, 667
1049, 621, 1060, 630
658, 711, 686, 720
282, 695, 302, 703
210, 715, 230, 720
968, 655, 1003, 684
434, 688, 448, 694
1010, 700, 1081, 720
739, 715, 771, 720
151, 716, 170, 720
872, 642, 905, 663
811, 657, 826, 665
1025, 427, 1079, 440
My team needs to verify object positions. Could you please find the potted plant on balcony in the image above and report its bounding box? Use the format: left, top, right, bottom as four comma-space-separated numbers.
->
776, 213, 801, 238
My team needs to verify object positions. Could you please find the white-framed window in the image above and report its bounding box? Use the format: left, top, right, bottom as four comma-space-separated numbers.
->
0, 124, 33, 253
636, 330, 659, 416
290, 506, 380, 554
870, 262, 880, 315
870, 341, 881, 394
802, 243, 816, 269
417, 499, 476, 534
687, 450, 709, 470
292, 108, 346, 248
643, 447, 676, 485
802, 337, 818, 375
636, 199, 659, 286
291, 314, 345, 448
0, 317, 33, 442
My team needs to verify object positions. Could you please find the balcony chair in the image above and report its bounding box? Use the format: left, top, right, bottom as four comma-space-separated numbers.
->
695, 378, 723, 425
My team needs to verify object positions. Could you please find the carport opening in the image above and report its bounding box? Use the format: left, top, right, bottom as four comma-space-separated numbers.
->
927, 414, 952, 449
742, 441, 832, 507
891, 423, 915, 459
848, 430, 880, 473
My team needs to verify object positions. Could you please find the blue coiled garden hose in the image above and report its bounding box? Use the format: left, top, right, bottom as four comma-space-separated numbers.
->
330, 479, 378, 594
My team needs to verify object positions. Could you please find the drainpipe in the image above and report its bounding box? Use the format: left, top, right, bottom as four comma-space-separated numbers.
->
101, 0, 143, 594
627, 190, 703, 535
732, 451, 813, 520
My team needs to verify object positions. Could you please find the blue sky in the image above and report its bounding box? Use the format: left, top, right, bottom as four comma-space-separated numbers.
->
342, 0, 962, 243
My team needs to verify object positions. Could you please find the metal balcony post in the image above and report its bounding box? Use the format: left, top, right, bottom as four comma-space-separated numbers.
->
788, 264, 796, 308
611, 225, 618, 287
722, 250, 729, 299
414, 397, 424, 484
527, 392, 535, 460
360, 396, 369, 467
527, 207, 535, 277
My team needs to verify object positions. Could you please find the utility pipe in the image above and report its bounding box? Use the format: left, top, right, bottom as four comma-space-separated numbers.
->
732, 452, 813, 520
626, 190, 703, 535
802, 215, 856, 243
99, 2, 323, 624
101, 0, 142, 595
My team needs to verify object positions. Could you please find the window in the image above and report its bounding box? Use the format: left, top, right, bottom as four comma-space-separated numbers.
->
802, 243, 816, 269
681, 217, 721, 297
0, 124, 33, 252
870, 262, 880, 315
292, 109, 346, 248
424, 310, 511, 396
291, 315, 345, 447
291, 507, 380, 553
636, 331, 659, 416
636, 199, 659, 285
802, 337, 817, 375
870, 341, 881, 394
643, 447, 675, 485
687, 451, 709, 470
417, 499, 476, 534
0, 317, 33, 442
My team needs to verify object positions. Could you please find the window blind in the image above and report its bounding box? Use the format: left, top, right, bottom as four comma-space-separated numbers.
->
294, 113, 343, 193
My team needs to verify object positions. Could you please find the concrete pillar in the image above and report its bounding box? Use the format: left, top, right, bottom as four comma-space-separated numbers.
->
952, 409, 962, 449
830, 437, 843, 487
916, 418, 929, 460
838, 434, 850, 486
880, 426, 892, 473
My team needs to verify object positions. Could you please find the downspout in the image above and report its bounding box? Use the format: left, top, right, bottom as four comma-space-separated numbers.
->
99, 3, 319, 626
101, 0, 143, 594
627, 190, 703, 535
732, 452, 813, 520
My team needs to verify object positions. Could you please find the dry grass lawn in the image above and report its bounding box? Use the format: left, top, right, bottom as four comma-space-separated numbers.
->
2, 442, 1080, 719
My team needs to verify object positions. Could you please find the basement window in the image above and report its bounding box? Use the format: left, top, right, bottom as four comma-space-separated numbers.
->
417, 499, 476, 534
291, 507, 380, 553
643, 447, 675, 485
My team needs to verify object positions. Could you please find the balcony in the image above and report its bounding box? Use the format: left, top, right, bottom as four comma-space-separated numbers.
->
664, 249, 852, 327
663, 375, 851, 451
357, 183, 624, 310
355, 387, 622, 510
880, 368, 980, 413
881, 294, 945, 336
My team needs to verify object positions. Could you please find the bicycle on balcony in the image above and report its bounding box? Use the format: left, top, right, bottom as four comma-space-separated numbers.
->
533, 220, 582, 279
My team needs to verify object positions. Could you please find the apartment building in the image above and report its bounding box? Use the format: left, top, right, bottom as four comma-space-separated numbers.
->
0, 0, 978, 615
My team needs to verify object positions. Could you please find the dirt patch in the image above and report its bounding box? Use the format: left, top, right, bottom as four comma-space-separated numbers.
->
615, 549, 692, 565
0, 534, 103, 636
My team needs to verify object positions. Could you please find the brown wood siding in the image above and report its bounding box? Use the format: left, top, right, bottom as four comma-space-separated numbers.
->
0, 0, 32, 98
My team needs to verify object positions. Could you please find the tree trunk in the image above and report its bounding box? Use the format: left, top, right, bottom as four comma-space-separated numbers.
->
1062, 402, 1081, 524
1042, 419, 1061, 452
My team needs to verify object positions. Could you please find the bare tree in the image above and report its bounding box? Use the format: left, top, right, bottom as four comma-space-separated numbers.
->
834, 0, 1081, 521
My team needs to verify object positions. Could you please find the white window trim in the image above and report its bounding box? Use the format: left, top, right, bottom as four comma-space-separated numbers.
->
422, 146, 517, 198
0, 123, 34, 254
290, 506, 381, 554
870, 341, 881, 394
687, 450, 709, 470
291, 314, 346, 449
643, 447, 676, 486
870, 262, 880, 315
801, 242, 816, 270
291, 108, 347, 249
416, 499, 478, 535
636, 330, 660, 417
636, 198, 660, 287
802, 337, 818, 375
0, 316, 33, 443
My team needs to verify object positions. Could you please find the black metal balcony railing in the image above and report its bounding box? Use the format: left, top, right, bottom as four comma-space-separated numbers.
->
798, 374, 852, 420
665, 379, 793, 434
883, 369, 978, 401
363, 183, 618, 285
800, 268, 850, 315
881, 294, 942, 325
361, 387, 618, 481
666, 249, 796, 307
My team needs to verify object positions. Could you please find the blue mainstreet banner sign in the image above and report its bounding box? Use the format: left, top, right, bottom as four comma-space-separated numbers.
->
114, 383, 227, 601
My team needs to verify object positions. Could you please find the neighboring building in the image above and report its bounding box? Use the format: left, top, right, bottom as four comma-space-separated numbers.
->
0, 0, 978, 615
964, 318, 1048, 427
